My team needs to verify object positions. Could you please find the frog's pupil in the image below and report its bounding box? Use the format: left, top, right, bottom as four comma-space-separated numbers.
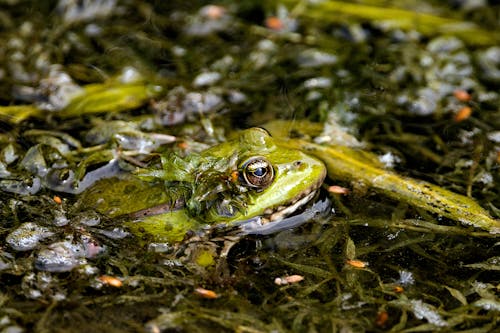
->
253, 167, 266, 177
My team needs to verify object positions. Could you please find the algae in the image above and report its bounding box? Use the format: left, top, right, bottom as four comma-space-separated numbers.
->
0, 1, 499, 332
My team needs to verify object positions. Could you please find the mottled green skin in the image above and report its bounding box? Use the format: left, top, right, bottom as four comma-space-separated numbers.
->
197, 128, 326, 223
82, 128, 326, 242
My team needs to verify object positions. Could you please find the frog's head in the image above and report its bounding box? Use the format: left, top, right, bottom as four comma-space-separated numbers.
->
186, 127, 327, 225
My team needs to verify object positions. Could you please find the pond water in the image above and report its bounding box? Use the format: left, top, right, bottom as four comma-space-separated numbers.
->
1, 1, 499, 332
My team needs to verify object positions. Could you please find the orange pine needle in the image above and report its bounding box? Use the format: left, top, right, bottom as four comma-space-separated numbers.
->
98, 275, 123, 287
194, 287, 219, 299
453, 89, 471, 102
204, 5, 226, 20
393, 285, 404, 293
274, 275, 304, 285
265, 17, 284, 31
453, 106, 472, 122
346, 259, 368, 268
327, 185, 350, 194
375, 311, 389, 326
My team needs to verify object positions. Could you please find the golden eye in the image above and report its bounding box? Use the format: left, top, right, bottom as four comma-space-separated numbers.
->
240, 156, 274, 189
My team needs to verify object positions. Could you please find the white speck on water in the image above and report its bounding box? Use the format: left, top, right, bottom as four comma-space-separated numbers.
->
303, 77, 332, 89
397, 270, 415, 286
257, 39, 277, 52
227, 90, 247, 104
148, 243, 172, 253
487, 131, 500, 143
171, 45, 187, 57
53, 211, 69, 227
306, 91, 323, 101
387, 229, 401, 240
476, 172, 493, 185
182, 92, 223, 113
297, 49, 337, 68
410, 299, 448, 327
379, 152, 401, 168
473, 299, 500, 311
193, 71, 221, 87
119, 66, 142, 84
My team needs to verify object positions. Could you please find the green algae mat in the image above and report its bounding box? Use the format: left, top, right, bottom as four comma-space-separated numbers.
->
1, 1, 499, 332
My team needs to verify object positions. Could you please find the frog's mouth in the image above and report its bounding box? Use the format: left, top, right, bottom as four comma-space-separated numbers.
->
257, 175, 326, 224
237, 190, 331, 236
263, 188, 318, 223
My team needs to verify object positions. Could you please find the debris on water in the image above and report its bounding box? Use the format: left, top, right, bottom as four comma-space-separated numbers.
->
151, 87, 224, 126
193, 72, 221, 87
20, 145, 48, 177
487, 131, 500, 143
6, 222, 54, 251
74, 212, 101, 227
453, 89, 472, 102
397, 270, 415, 286
340, 293, 366, 310
274, 274, 304, 285
182, 92, 223, 114
0, 163, 11, 178
0, 177, 41, 195
297, 49, 338, 68
409, 87, 439, 116
409, 299, 448, 327
57, 0, 118, 24
45, 159, 121, 194
453, 106, 472, 122
53, 195, 63, 205
0, 324, 24, 333
227, 90, 247, 104
148, 243, 172, 253
35, 241, 85, 272
98, 275, 123, 288
35, 65, 83, 111
475, 172, 493, 185
378, 152, 401, 168
1, 144, 18, 165
265, 5, 298, 33
315, 105, 363, 147
53, 210, 69, 227
21, 271, 68, 301
171, 45, 187, 57
194, 287, 219, 299
327, 185, 350, 195
118, 66, 143, 84
184, 5, 232, 36
347, 259, 369, 268
476, 46, 500, 83
35, 236, 105, 272
98, 228, 129, 240
375, 310, 389, 327
114, 131, 174, 154
473, 299, 500, 311
303, 77, 332, 89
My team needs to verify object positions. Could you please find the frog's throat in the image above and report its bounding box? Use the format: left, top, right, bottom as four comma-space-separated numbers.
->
260, 176, 324, 224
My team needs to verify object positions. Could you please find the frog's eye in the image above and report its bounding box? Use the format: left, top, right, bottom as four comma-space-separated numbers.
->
240, 156, 274, 189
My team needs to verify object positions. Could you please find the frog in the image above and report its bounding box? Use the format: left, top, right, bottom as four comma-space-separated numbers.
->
79, 127, 328, 244
79, 120, 500, 248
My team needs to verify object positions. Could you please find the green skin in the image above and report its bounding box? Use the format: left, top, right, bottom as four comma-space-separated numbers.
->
82, 128, 326, 243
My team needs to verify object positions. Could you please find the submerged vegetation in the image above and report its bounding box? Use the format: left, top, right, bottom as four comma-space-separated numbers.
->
0, 0, 499, 332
